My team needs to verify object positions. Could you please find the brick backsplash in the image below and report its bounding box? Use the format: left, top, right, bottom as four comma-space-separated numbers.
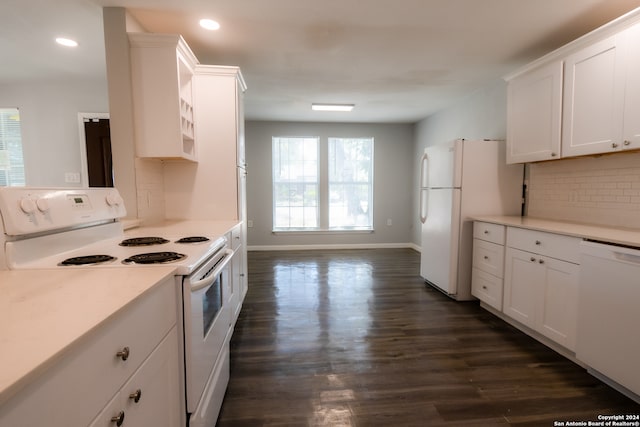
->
527, 151, 640, 229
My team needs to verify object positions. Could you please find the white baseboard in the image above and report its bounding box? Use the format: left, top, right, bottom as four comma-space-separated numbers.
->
248, 243, 418, 252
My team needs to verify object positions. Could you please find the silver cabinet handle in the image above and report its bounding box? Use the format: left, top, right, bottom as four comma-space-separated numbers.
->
484, 255, 489, 260
535, 240, 541, 245
483, 230, 489, 234
530, 257, 536, 262
624, 140, 631, 146
129, 389, 142, 403
612, 142, 619, 148
111, 411, 125, 426
551, 152, 557, 157
116, 347, 130, 361
539, 259, 545, 264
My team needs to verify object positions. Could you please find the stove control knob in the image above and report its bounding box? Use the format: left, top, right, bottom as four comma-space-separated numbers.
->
106, 193, 123, 207
19, 198, 36, 214
36, 198, 50, 213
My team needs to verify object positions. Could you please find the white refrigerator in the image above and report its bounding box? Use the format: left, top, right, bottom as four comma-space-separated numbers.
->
419, 139, 523, 300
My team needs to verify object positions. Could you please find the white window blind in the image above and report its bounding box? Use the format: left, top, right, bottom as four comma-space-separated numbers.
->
328, 137, 374, 230
272, 136, 374, 232
0, 108, 25, 186
272, 136, 319, 229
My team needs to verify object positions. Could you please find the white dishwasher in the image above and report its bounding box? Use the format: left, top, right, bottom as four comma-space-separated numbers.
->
577, 240, 640, 398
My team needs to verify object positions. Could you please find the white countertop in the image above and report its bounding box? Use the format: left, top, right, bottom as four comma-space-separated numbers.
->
473, 215, 640, 248
0, 266, 176, 405
125, 219, 240, 238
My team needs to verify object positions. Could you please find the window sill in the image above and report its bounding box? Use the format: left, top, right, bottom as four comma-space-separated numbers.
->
272, 229, 374, 235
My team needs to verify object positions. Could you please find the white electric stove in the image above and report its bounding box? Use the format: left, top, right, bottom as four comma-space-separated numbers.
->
0, 187, 226, 274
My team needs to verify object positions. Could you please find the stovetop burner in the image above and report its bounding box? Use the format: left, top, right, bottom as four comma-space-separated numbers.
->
122, 251, 187, 265
59, 255, 117, 266
175, 236, 210, 244
120, 237, 170, 246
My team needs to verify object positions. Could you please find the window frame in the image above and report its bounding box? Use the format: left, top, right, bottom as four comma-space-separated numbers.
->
271, 135, 374, 233
272, 136, 321, 231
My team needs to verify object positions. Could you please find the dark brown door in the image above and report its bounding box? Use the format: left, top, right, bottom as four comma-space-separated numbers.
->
84, 119, 113, 187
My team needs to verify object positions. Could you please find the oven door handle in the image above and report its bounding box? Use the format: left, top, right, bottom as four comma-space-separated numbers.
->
190, 249, 234, 292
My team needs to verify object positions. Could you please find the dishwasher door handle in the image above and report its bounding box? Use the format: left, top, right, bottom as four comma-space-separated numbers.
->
613, 251, 640, 264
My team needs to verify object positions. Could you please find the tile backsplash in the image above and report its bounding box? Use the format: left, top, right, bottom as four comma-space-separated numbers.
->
527, 151, 640, 229
134, 158, 166, 224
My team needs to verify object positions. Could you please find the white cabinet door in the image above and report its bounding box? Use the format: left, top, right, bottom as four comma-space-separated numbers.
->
537, 257, 579, 351
504, 244, 579, 351
562, 35, 626, 157
621, 22, 640, 151
506, 61, 563, 163
503, 247, 540, 329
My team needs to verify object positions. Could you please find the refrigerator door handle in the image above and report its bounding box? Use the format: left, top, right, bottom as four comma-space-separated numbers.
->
419, 152, 429, 189
419, 188, 428, 224
419, 152, 429, 224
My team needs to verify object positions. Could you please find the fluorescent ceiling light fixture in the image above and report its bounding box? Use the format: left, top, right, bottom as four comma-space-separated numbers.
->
311, 103, 355, 112
55, 37, 78, 47
199, 19, 221, 30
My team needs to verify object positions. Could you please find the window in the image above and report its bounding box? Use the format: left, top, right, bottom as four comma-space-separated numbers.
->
329, 137, 374, 229
0, 108, 26, 186
272, 137, 319, 229
272, 136, 374, 231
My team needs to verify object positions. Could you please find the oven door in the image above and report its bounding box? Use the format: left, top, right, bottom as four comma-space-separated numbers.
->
182, 248, 234, 415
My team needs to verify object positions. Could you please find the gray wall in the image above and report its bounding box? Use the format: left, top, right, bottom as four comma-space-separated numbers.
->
411, 79, 508, 246
0, 79, 109, 187
245, 120, 414, 249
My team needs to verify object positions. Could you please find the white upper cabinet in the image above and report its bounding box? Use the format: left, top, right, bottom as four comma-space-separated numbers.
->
563, 23, 640, 157
506, 61, 563, 163
506, 10, 640, 163
562, 35, 626, 157
129, 34, 199, 161
621, 23, 640, 151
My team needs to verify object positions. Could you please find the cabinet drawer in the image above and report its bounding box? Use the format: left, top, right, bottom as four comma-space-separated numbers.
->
473, 239, 505, 278
472, 268, 503, 311
88, 327, 181, 427
0, 277, 177, 427
506, 227, 581, 263
473, 222, 506, 245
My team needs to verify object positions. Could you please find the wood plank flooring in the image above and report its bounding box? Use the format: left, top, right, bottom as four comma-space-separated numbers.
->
217, 249, 639, 426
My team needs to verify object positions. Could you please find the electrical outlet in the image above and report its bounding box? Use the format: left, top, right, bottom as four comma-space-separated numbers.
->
387, 218, 392, 226
247, 220, 254, 228
64, 172, 80, 183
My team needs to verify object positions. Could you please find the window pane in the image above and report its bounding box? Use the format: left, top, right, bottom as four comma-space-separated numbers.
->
0, 108, 26, 187
272, 137, 319, 229
328, 138, 374, 229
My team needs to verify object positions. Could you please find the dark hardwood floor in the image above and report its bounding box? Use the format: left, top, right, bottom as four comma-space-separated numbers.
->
217, 249, 639, 426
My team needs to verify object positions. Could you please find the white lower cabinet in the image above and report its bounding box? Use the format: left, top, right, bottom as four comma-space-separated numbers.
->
471, 222, 506, 311
0, 277, 182, 427
89, 327, 181, 427
503, 228, 580, 351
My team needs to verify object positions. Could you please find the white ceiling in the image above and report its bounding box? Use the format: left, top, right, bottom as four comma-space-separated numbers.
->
3, 0, 640, 123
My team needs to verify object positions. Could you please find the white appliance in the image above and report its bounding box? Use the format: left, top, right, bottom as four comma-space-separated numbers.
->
419, 139, 523, 300
0, 187, 233, 427
577, 241, 640, 399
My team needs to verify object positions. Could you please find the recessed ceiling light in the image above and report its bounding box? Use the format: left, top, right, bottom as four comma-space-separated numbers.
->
199, 19, 220, 30
311, 103, 355, 112
55, 37, 78, 47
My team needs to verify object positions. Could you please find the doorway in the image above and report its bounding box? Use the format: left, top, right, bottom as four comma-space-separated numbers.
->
78, 113, 112, 187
